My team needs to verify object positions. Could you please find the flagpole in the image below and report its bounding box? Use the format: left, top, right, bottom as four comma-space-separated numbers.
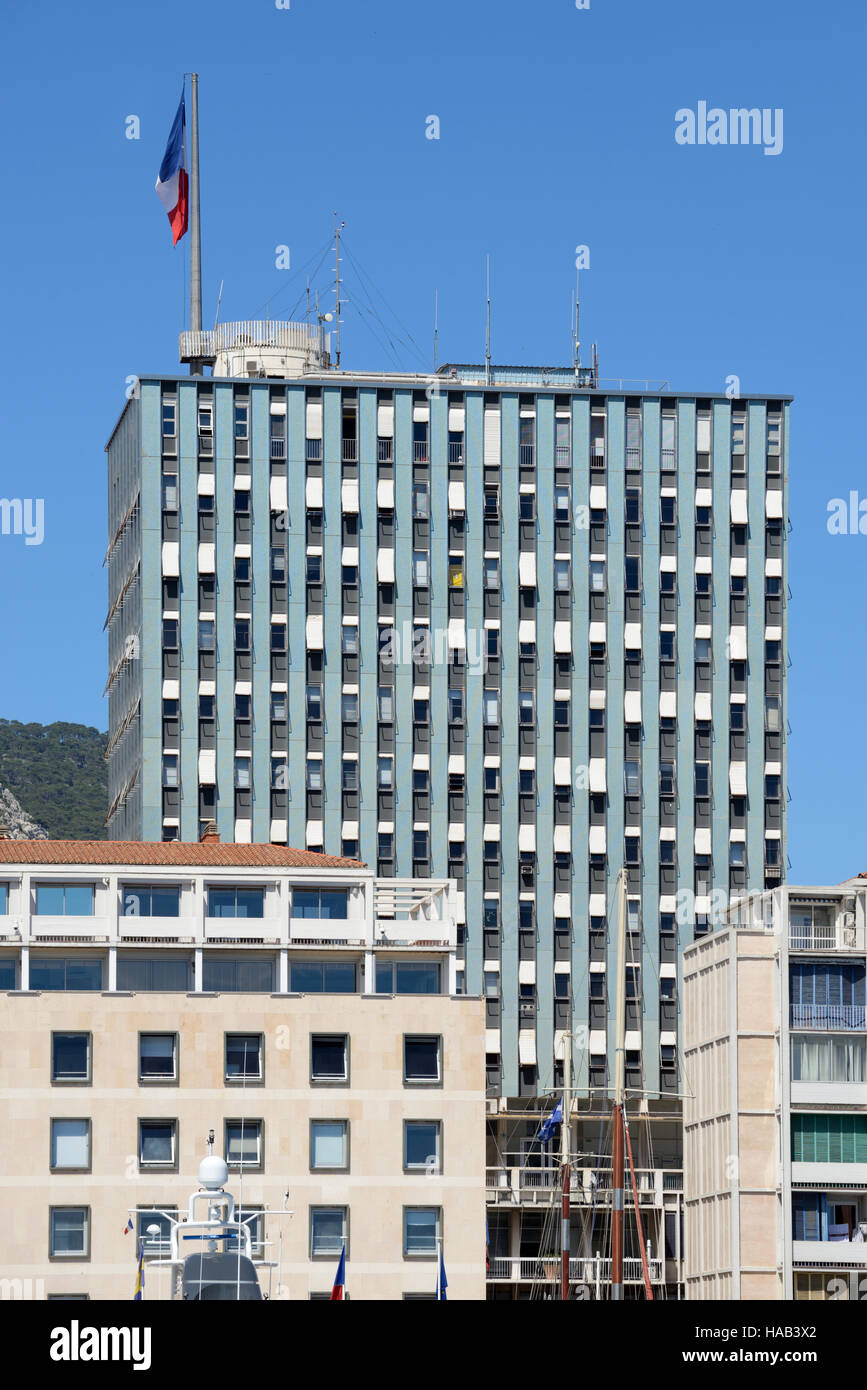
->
188, 72, 203, 375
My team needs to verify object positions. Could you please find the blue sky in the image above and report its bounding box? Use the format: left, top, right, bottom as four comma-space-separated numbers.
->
0, 0, 863, 882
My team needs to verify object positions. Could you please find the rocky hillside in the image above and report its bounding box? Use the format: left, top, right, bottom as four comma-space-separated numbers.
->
0, 785, 48, 839
0, 721, 108, 840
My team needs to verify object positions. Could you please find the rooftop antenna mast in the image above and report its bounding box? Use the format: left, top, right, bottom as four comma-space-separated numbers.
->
213, 279, 223, 334
572, 267, 582, 372
188, 72, 204, 376
485, 255, 492, 385
434, 289, 439, 372
334, 213, 344, 368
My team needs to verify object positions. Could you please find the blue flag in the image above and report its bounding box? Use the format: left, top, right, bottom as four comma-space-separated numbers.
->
132, 1243, 144, 1300
437, 1250, 448, 1301
538, 1100, 563, 1144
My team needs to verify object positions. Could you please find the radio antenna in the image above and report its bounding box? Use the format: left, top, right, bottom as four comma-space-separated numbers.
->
485, 255, 492, 385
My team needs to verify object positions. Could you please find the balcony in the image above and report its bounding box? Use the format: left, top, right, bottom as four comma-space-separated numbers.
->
270, 438, 285, 460
374, 919, 451, 949
486, 1162, 682, 1206
205, 917, 281, 944
790, 1004, 866, 1031
119, 916, 192, 942
792, 1239, 867, 1267
342, 439, 357, 463
486, 1256, 664, 1285
30, 916, 110, 942
289, 917, 365, 947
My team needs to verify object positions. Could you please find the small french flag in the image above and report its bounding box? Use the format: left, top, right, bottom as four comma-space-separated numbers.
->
123, 1218, 134, 1235
330, 1245, 346, 1301
155, 91, 188, 246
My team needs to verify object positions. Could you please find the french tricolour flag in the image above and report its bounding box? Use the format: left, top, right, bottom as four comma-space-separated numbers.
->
330, 1245, 346, 1301
155, 92, 188, 245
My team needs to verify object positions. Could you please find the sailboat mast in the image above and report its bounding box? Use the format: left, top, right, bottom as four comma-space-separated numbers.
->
560, 1027, 571, 1301
612, 866, 627, 1300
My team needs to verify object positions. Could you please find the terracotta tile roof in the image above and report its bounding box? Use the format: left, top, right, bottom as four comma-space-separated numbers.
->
0, 841, 365, 870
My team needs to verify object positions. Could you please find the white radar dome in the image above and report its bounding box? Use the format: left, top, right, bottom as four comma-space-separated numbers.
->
198, 1155, 229, 1190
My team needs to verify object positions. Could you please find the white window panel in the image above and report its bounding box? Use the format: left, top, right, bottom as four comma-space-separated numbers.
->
447, 754, 465, 774
305, 475, 323, 508
588, 825, 607, 855
342, 683, 359, 695
695, 555, 712, 574
660, 1031, 677, 1048
695, 487, 713, 508
412, 753, 430, 771
518, 961, 536, 985
553, 893, 571, 916
234, 680, 252, 695
694, 692, 712, 721
590, 961, 606, 975
624, 691, 642, 723
234, 543, 251, 559
484, 409, 501, 466
199, 679, 216, 696
234, 819, 252, 845
588, 621, 606, 644
553, 757, 572, 786
378, 820, 395, 833
448, 480, 465, 511
553, 1029, 569, 1061
197, 543, 215, 574
518, 756, 535, 771
731, 692, 746, 704
730, 556, 747, 577
729, 828, 746, 842
484, 618, 501, 630
377, 403, 394, 438
306, 819, 324, 846
413, 403, 429, 423
694, 828, 712, 855
730, 490, 749, 525
589, 893, 606, 916
660, 964, 677, 979
518, 1034, 536, 1066
554, 687, 571, 701
162, 678, 180, 699
519, 404, 535, 418
270, 819, 287, 841
765, 829, 781, 840
765, 557, 782, 577
659, 827, 676, 841
554, 961, 571, 975
765, 761, 782, 776
554, 621, 572, 654
162, 541, 180, 576
553, 825, 571, 853
306, 401, 323, 439
518, 824, 536, 852
625, 1030, 642, 1051
377, 549, 395, 582
306, 615, 324, 650
659, 894, 677, 913
696, 418, 711, 452
197, 474, 215, 496
589, 690, 606, 710
234, 474, 251, 491
659, 554, 677, 572
729, 762, 747, 796
483, 824, 501, 842
765, 490, 783, 519
518, 552, 537, 587
589, 759, 607, 793
519, 482, 536, 494
269, 401, 286, 416
765, 625, 782, 641
659, 691, 677, 719
728, 628, 747, 660
660, 485, 677, 497
342, 820, 359, 839
376, 478, 394, 509
448, 405, 465, 432
447, 822, 464, 841
518, 619, 536, 644
589, 1030, 607, 1055
485, 1029, 501, 1053
198, 749, 216, 783
341, 479, 359, 513
483, 755, 500, 768
341, 546, 359, 566
624, 622, 642, 649
269, 476, 288, 511
447, 618, 466, 651
695, 623, 712, 640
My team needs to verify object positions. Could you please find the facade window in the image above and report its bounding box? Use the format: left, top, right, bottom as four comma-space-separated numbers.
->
553, 559, 570, 591
310, 1207, 347, 1258
483, 557, 500, 589
225, 1119, 263, 1170
378, 831, 394, 860
50, 1208, 90, 1259
306, 757, 323, 791
35, 884, 94, 917
161, 401, 177, 438
403, 1207, 440, 1257
233, 404, 248, 440
202, 956, 274, 992
118, 956, 190, 992
486, 766, 501, 793
162, 754, 179, 788
342, 759, 358, 791
483, 900, 499, 929
342, 625, 358, 655
404, 1121, 442, 1173
271, 623, 287, 652
624, 761, 641, 797
695, 637, 711, 662
306, 554, 322, 584
136, 1208, 177, 1257
139, 1034, 177, 1082
198, 619, 216, 652
31, 958, 102, 991
412, 551, 429, 587
404, 1035, 441, 1084
413, 697, 430, 723
291, 960, 356, 993
306, 683, 323, 721
520, 493, 536, 522
234, 619, 251, 651
589, 560, 605, 593
310, 1121, 348, 1172
483, 691, 500, 726
122, 886, 180, 918
412, 482, 429, 518
695, 763, 711, 798
376, 961, 440, 995
341, 692, 359, 722
138, 1119, 177, 1169
52, 1033, 91, 1084
51, 1119, 91, 1171
625, 556, 641, 592
413, 829, 429, 861
270, 691, 288, 721
311, 1034, 349, 1084
234, 757, 251, 789
377, 755, 394, 789
225, 1034, 263, 1081
554, 485, 571, 521
448, 688, 464, 723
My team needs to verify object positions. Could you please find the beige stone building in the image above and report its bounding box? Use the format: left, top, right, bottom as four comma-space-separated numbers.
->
0, 840, 486, 1301
683, 880, 867, 1300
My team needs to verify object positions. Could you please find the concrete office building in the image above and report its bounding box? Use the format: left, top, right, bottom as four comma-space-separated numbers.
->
104, 320, 789, 1295
683, 879, 867, 1301
0, 838, 485, 1301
